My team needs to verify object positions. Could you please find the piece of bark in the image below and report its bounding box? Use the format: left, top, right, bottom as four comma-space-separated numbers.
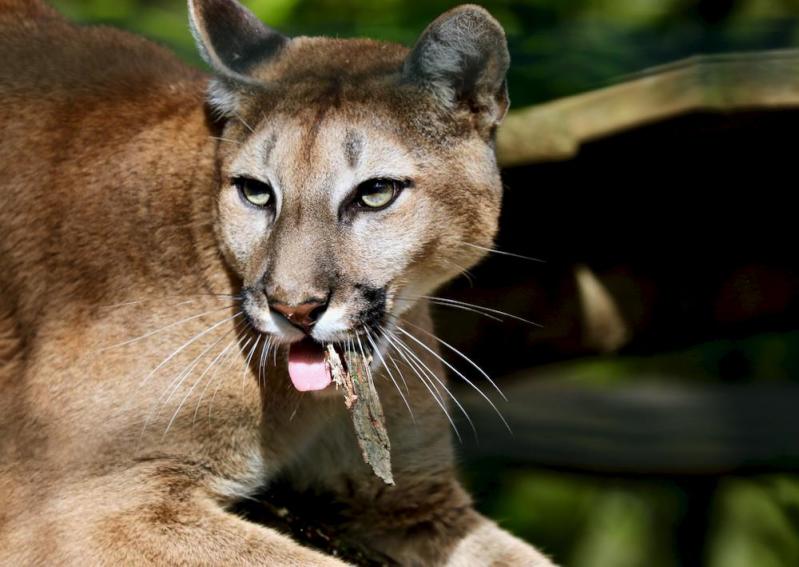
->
326, 345, 394, 485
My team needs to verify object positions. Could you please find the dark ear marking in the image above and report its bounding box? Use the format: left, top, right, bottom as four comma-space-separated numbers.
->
188, 0, 288, 81
403, 4, 510, 130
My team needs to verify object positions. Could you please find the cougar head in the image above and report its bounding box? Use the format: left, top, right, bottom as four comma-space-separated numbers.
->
189, 0, 509, 391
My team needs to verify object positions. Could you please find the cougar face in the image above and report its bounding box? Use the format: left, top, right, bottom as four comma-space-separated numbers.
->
190, 2, 510, 390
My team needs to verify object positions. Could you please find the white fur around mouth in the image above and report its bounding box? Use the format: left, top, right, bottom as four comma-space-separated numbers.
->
309, 304, 350, 342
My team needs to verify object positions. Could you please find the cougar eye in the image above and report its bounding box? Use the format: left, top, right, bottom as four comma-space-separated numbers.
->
355, 179, 403, 210
234, 177, 273, 208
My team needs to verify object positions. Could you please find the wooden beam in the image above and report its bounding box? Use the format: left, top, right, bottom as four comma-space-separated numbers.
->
497, 49, 799, 166
457, 378, 799, 475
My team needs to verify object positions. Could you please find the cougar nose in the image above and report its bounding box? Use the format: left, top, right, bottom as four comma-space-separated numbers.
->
269, 300, 327, 333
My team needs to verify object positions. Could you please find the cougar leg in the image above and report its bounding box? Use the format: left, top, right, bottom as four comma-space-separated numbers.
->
3, 459, 349, 566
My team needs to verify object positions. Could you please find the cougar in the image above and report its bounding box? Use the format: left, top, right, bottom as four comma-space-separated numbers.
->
0, 0, 553, 564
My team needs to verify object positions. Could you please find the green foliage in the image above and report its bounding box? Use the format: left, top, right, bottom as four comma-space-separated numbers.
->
466, 464, 685, 567
550, 331, 799, 388
467, 462, 799, 567
50, 0, 799, 107
709, 477, 799, 567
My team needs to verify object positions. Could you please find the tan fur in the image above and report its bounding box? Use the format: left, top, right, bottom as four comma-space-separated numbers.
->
0, 1, 554, 564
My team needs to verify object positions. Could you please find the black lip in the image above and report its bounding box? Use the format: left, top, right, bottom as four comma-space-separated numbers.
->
355, 284, 387, 330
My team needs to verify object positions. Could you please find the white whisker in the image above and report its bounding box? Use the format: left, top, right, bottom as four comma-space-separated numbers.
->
138, 311, 243, 391
381, 330, 464, 442
207, 331, 253, 424
354, 334, 371, 382
210, 136, 242, 145
99, 293, 239, 311
192, 331, 242, 426
158, 327, 231, 408
365, 326, 414, 421
385, 350, 410, 396
420, 296, 541, 327
152, 325, 237, 425
139, 314, 241, 439
393, 316, 507, 401
235, 113, 256, 133
440, 258, 475, 286
395, 325, 510, 434
242, 334, 262, 385
386, 329, 476, 438
395, 297, 503, 323
102, 304, 236, 352
258, 336, 271, 389
163, 327, 238, 437
459, 241, 545, 263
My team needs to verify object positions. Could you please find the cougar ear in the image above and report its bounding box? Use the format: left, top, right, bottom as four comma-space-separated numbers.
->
403, 5, 510, 131
188, 0, 288, 81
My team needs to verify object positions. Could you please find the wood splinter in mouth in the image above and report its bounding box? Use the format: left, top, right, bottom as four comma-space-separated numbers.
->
325, 344, 394, 485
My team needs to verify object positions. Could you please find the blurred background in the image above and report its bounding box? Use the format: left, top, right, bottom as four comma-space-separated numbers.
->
51, 1, 799, 565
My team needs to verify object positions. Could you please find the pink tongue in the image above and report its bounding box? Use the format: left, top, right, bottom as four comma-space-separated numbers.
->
287, 339, 332, 392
